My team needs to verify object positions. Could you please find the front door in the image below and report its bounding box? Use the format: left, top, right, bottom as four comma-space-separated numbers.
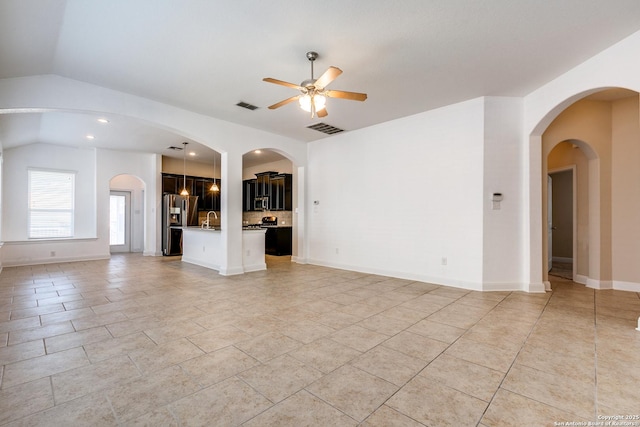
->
110, 191, 131, 253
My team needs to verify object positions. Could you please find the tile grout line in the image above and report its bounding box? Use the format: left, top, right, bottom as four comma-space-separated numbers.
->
475, 290, 555, 425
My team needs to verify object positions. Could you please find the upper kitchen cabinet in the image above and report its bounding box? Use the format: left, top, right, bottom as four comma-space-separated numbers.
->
243, 179, 257, 211
255, 172, 276, 198
269, 173, 292, 211
195, 178, 221, 211
162, 173, 220, 211
243, 172, 292, 211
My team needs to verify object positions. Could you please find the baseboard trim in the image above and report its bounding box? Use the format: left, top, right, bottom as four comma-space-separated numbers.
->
612, 280, 640, 292
1, 254, 110, 267
181, 256, 220, 272
586, 278, 613, 290
305, 258, 536, 292
243, 262, 267, 273
575, 274, 588, 285
552, 256, 573, 263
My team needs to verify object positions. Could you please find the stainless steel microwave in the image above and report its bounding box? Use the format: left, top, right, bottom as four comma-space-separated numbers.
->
254, 197, 268, 210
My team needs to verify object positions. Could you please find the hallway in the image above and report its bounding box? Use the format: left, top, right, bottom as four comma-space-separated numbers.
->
1, 254, 639, 425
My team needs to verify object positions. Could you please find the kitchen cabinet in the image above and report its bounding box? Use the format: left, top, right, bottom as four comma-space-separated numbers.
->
163, 173, 194, 195
264, 227, 292, 256
269, 173, 292, 211
255, 172, 276, 198
195, 178, 221, 211
162, 175, 180, 195
242, 172, 293, 212
243, 179, 257, 211
162, 173, 219, 211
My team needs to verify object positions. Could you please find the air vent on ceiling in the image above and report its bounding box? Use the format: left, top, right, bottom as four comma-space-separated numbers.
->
236, 101, 259, 111
307, 122, 344, 135
166, 146, 183, 151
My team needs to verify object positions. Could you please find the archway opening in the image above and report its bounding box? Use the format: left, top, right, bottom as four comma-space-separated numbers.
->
538, 88, 639, 291
242, 148, 296, 265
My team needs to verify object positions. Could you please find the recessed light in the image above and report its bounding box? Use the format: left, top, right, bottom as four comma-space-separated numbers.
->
189, 152, 196, 156
86, 134, 95, 140
254, 150, 261, 154
97, 118, 109, 124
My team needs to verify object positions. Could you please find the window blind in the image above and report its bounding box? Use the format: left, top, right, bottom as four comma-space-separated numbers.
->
28, 169, 75, 238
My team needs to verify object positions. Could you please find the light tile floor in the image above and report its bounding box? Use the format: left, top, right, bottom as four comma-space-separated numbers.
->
1, 254, 639, 426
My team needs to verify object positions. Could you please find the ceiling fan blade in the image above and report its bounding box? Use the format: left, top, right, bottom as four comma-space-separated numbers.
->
263, 77, 304, 90
268, 95, 300, 110
325, 90, 368, 102
314, 66, 342, 89
317, 108, 328, 118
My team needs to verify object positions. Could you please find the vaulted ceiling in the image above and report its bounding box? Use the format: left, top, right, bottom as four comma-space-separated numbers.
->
1, 0, 640, 163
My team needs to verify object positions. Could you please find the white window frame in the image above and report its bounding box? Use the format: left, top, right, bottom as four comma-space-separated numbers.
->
28, 168, 76, 239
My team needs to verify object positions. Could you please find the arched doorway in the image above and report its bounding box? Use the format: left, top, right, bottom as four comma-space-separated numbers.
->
109, 174, 145, 253
538, 88, 639, 290
543, 139, 598, 289
242, 148, 299, 264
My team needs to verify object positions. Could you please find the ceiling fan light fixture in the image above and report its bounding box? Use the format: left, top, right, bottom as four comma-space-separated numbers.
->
299, 94, 326, 112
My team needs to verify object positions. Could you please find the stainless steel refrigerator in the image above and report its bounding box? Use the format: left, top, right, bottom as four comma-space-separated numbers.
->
162, 194, 199, 256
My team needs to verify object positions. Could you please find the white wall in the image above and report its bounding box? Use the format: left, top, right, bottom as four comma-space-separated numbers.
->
2, 143, 102, 265
0, 144, 160, 266
307, 98, 487, 290
97, 148, 161, 257
3, 143, 97, 240
482, 97, 524, 289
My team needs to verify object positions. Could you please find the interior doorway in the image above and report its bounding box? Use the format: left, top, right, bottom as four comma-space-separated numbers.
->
110, 191, 131, 253
548, 168, 575, 280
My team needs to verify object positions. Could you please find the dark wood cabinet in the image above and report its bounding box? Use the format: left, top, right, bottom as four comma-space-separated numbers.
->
243, 179, 257, 211
264, 227, 292, 256
162, 175, 180, 195
195, 178, 220, 211
162, 173, 220, 211
255, 172, 276, 198
269, 174, 292, 211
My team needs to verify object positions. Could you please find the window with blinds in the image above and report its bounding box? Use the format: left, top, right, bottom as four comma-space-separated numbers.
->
28, 169, 75, 238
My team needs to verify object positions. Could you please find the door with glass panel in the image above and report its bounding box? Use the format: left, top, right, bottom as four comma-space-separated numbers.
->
110, 191, 131, 252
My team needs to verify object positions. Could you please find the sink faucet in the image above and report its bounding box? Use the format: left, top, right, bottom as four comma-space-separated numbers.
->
202, 211, 218, 229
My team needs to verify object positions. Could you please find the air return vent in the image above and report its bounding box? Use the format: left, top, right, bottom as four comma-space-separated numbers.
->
307, 122, 344, 135
236, 101, 259, 110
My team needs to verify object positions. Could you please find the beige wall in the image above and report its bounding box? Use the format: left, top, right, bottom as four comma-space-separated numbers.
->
611, 95, 640, 284
543, 94, 639, 286
162, 156, 218, 178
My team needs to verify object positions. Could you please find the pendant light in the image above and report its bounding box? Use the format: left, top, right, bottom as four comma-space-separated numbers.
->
210, 151, 219, 192
180, 142, 189, 196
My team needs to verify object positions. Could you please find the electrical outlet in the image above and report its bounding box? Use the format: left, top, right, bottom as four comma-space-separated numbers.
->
441, 257, 447, 266
50, 251, 56, 257
335, 248, 339, 255
246, 249, 251, 256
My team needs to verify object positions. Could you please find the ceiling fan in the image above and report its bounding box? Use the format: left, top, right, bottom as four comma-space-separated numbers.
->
263, 51, 367, 118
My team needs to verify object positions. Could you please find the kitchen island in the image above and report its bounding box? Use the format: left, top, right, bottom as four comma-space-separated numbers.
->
181, 227, 266, 273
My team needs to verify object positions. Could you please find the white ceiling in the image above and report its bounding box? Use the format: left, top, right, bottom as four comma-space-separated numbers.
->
1, 0, 640, 163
